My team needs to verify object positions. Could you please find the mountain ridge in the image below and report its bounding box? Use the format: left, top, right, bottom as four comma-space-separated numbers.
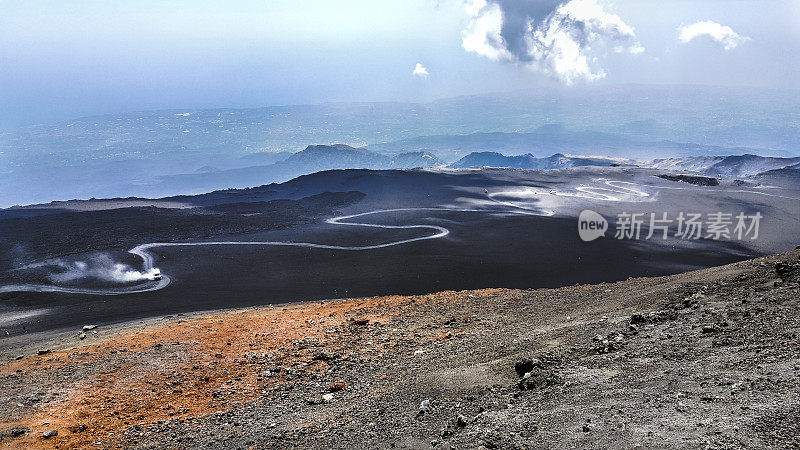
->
448, 151, 626, 170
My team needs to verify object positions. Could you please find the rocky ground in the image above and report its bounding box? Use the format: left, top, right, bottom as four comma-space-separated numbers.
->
1, 249, 799, 449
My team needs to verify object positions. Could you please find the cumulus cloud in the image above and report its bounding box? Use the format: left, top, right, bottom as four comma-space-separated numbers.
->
461, 0, 643, 84
412, 62, 430, 77
678, 20, 750, 51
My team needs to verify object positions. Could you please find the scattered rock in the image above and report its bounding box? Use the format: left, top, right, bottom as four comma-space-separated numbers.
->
328, 381, 347, 392
592, 332, 625, 354
312, 349, 337, 361
631, 310, 678, 324
82, 325, 97, 331
42, 429, 58, 439
67, 424, 88, 433
514, 358, 543, 377
630, 314, 646, 324
701, 324, 719, 334
322, 393, 334, 403
775, 262, 796, 278
352, 318, 369, 326
456, 415, 469, 427
518, 366, 562, 391
37, 349, 51, 355
674, 292, 704, 309
79, 332, 86, 340
419, 399, 431, 414
294, 337, 320, 349
1, 426, 29, 438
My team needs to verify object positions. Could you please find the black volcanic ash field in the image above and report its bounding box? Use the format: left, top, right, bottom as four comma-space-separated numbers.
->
1, 167, 798, 334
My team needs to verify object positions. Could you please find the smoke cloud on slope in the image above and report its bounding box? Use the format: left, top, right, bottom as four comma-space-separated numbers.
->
36, 254, 159, 284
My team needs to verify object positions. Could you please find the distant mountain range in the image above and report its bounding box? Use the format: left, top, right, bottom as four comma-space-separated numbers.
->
448, 152, 626, 170
641, 154, 800, 177
366, 127, 772, 161
4, 139, 800, 207
449, 151, 800, 178
152, 145, 443, 195
279, 144, 441, 172
3, 84, 799, 206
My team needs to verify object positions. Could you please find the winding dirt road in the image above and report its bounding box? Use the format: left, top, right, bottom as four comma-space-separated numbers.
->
0, 207, 540, 296
3, 177, 794, 297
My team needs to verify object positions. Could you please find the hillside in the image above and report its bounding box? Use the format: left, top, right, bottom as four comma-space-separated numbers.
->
1, 249, 799, 448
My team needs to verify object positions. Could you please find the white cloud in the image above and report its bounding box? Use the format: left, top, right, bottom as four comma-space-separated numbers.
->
461, 1, 512, 61
461, 0, 643, 85
678, 20, 750, 51
463, 0, 487, 17
413, 62, 429, 77
629, 43, 645, 55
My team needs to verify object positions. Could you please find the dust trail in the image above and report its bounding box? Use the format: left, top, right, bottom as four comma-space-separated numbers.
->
43, 254, 161, 284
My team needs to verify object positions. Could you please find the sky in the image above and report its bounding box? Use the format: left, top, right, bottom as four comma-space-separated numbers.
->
1, 0, 799, 130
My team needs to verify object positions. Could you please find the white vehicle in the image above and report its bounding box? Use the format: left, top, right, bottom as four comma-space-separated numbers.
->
152, 269, 162, 280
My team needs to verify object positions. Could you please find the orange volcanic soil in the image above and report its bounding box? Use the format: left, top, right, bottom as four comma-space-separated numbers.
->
0, 289, 507, 448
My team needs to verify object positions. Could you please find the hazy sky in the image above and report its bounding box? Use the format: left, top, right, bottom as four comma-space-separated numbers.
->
1, 0, 799, 130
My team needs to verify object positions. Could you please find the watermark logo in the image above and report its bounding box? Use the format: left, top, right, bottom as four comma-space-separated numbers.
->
578, 210, 608, 242
578, 210, 763, 242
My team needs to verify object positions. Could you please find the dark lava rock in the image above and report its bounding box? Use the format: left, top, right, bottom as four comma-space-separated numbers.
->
514, 358, 543, 377
328, 381, 347, 392
775, 262, 797, 278
630, 314, 647, 324
42, 429, 58, 439
593, 332, 625, 354
518, 368, 561, 390
67, 424, 88, 433
1, 426, 29, 438
657, 174, 719, 186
